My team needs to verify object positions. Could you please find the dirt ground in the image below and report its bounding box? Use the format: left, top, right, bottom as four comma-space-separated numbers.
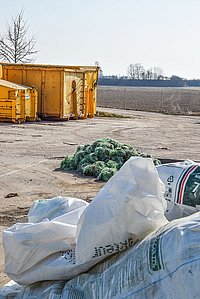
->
97, 86, 200, 114
0, 107, 200, 286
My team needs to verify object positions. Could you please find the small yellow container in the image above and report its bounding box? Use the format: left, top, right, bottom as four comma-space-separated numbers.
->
0, 79, 37, 123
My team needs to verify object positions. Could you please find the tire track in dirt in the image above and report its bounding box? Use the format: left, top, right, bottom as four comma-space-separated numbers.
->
0, 207, 29, 226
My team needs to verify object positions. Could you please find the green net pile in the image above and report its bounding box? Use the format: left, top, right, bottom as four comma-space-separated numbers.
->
61, 137, 160, 181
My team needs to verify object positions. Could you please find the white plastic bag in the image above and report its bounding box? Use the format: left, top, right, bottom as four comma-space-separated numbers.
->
164, 200, 198, 221
28, 197, 87, 223
3, 157, 168, 285
3, 199, 88, 285
76, 156, 168, 264
2, 212, 200, 299
157, 160, 200, 207
48, 212, 200, 299
0, 280, 24, 299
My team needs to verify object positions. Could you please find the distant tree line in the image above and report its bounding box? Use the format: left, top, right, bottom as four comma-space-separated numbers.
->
98, 77, 187, 87
127, 63, 165, 80
98, 76, 200, 87
98, 63, 200, 87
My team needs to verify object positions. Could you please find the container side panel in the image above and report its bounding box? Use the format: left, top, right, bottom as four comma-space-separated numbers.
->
0, 87, 16, 121
0, 86, 9, 99
6, 69, 23, 85
63, 75, 73, 117
76, 74, 84, 117
25, 90, 31, 117
64, 72, 85, 118
25, 71, 42, 115
26, 89, 38, 121
85, 70, 98, 117
1, 67, 42, 116
0, 86, 12, 119
44, 71, 61, 117
16, 90, 26, 121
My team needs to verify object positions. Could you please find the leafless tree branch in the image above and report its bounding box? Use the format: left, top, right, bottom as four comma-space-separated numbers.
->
0, 10, 38, 63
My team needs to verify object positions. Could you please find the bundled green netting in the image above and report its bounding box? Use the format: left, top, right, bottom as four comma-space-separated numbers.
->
61, 137, 160, 181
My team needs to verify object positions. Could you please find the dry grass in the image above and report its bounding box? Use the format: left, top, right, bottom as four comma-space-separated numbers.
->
96, 110, 131, 118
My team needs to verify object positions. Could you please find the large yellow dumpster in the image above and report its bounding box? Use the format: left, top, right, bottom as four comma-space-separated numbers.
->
0, 79, 37, 123
0, 63, 99, 119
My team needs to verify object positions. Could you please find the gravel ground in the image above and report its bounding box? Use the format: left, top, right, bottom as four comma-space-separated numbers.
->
0, 107, 200, 286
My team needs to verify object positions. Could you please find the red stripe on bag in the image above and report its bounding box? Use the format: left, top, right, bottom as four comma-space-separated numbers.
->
178, 165, 198, 204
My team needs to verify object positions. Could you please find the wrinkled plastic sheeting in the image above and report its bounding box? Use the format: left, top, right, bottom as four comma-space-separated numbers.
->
76, 156, 168, 265
0, 281, 65, 299
2, 212, 200, 299
28, 197, 88, 223
3, 157, 168, 285
0, 281, 23, 299
165, 200, 198, 221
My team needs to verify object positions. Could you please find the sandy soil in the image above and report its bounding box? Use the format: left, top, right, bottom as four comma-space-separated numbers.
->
0, 107, 200, 286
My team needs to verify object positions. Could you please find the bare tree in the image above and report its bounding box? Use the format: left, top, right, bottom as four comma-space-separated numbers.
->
0, 10, 38, 63
127, 63, 165, 80
153, 67, 164, 79
146, 68, 153, 80
127, 63, 136, 79
134, 63, 144, 79
127, 63, 145, 79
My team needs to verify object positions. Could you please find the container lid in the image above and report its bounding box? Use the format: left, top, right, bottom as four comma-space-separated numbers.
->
0, 79, 31, 90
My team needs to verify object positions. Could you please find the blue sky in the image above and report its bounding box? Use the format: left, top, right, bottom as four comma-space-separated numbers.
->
0, 0, 200, 78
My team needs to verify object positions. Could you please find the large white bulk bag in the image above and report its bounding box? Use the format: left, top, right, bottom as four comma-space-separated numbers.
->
1, 212, 200, 299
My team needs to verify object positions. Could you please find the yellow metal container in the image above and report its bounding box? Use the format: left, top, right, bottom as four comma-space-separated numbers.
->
0, 79, 26, 122
0, 63, 99, 119
0, 79, 37, 123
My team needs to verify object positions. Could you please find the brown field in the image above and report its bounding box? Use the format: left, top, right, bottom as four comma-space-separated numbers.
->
97, 86, 200, 114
